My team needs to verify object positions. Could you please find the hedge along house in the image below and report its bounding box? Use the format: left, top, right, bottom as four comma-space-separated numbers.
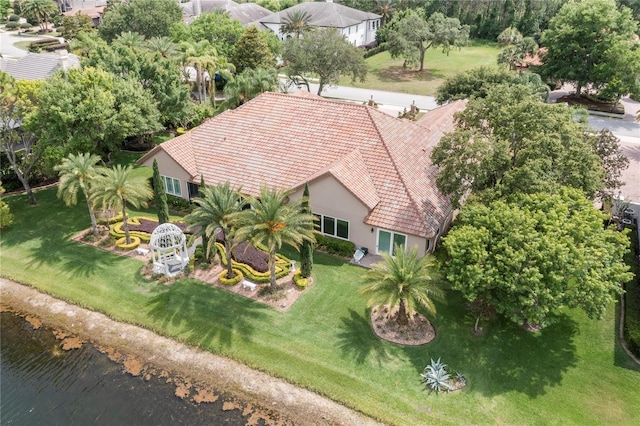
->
137, 92, 466, 256
257, 0, 380, 47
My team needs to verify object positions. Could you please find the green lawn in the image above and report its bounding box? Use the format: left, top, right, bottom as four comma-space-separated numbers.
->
2, 188, 639, 425
339, 41, 501, 96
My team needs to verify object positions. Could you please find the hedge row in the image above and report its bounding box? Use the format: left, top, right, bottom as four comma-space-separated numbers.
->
115, 236, 141, 250
216, 242, 290, 283
623, 225, 640, 358
315, 234, 355, 258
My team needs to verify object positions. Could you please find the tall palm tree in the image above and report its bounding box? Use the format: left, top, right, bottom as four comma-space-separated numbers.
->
21, 0, 58, 33
233, 186, 316, 291
91, 165, 153, 245
280, 10, 312, 40
361, 245, 443, 326
376, 0, 394, 27
146, 37, 180, 61
181, 40, 234, 106
221, 67, 278, 110
115, 31, 146, 48
185, 182, 244, 278
55, 152, 103, 237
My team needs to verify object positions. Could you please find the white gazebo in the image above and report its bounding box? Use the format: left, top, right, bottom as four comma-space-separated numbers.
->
150, 223, 189, 277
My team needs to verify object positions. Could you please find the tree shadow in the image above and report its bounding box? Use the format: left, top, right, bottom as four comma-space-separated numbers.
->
402, 314, 579, 398
145, 280, 269, 350
336, 308, 391, 365
614, 296, 640, 370
375, 66, 445, 83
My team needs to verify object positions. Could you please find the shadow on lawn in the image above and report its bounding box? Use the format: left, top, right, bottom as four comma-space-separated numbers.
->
402, 314, 579, 398
336, 308, 391, 365
145, 280, 269, 350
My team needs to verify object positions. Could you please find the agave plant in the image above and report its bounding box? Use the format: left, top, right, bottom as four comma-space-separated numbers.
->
421, 358, 452, 394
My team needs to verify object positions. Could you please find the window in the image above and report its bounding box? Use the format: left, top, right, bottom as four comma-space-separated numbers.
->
314, 212, 349, 240
162, 176, 181, 196
377, 229, 407, 255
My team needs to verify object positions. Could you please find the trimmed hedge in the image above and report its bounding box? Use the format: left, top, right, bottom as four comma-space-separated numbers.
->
5, 22, 19, 29
216, 243, 290, 283
110, 221, 152, 243
315, 234, 356, 258
115, 235, 141, 250
218, 268, 244, 286
623, 225, 640, 358
293, 270, 309, 289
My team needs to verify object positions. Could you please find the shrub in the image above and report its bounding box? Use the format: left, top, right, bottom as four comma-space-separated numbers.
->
115, 235, 141, 250
293, 270, 308, 289
5, 21, 19, 29
216, 242, 290, 283
19, 23, 31, 29
0, 200, 14, 229
166, 194, 191, 212
9, 14, 20, 22
623, 225, 640, 358
421, 358, 452, 394
315, 234, 355, 257
219, 268, 243, 286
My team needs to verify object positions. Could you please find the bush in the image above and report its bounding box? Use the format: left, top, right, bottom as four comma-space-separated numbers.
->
166, 194, 191, 212
0, 200, 14, 229
218, 268, 243, 286
9, 14, 19, 22
115, 235, 141, 250
5, 21, 19, 29
623, 225, 640, 358
216, 242, 290, 283
19, 23, 30, 29
293, 270, 308, 289
315, 234, 355, 257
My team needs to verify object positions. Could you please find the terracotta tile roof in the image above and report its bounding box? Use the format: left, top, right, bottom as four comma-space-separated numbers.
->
140, 92, 464, 238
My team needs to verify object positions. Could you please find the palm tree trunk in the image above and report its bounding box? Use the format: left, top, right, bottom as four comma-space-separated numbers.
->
121, 198, 131, 245
85, 196, 98, 237
269, 245, 277, 290
224, 238, 234, 279
397, 299, 409, 326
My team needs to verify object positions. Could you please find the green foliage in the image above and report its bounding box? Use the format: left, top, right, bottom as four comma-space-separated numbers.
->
5, 20, 18, 29
444, 188, 632, 328
99, 0, 182, 42
59, 13, 95, 40
293, 270, 308, 289
21, 0, 57, 32
421, 358, 452, 394
282, 28, 367, 95
431, 84, 604, 208
623, 225, 640, 357
315, 234, 355, 258
220, 68, 278, 111
280, 9, 312, 40
231, 25, 275, 74
166, 194, 191, 212
115, 235, 141, 250
361, 245, 443, 326
218, 268, 243, 286
0, 199, 13, 228
152, 159, 169, 224
299, 183, 313, 278
540, 0, 640, 99
385, 10, 469, 72
171, 11, 244, 59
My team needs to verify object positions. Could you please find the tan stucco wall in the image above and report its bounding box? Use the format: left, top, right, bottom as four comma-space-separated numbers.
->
139, 151, 191, 200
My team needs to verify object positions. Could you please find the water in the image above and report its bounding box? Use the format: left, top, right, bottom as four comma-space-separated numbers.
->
0, 312, 255, 425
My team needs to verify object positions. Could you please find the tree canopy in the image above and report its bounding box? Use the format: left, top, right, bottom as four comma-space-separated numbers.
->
444, 187, 632, 329
21, 0, 58, 33
99, 0, 182, 42
282, 28, 367, 95
540, 0, 640, 99
430, 85, 613, 208
384, 10, 469, 71
171, 12, 244, 60
231, 26, 276, 74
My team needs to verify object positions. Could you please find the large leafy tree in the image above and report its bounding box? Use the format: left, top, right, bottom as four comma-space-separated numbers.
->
59, 13, 95, 40
185, 182, 244, 278
232, 26, 276, 74
91, 165, 153, 245
234, 186, 316, 291
21, 0, 58, 32
385, 10, 469, 72
444, 188, 632, 329
55, 153, 103, 236
280, 9, 312, 40
171, 12, 244, 59
540, 0, 640, 99
282, 28, 367, 95
431, 84, 606, 208
0, 72, 43, 205
29, 67, 162, 157
99, 0, 182, 42
361, 245, 443, 326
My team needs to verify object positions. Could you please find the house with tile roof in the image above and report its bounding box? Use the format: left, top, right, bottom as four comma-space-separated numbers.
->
180, 0, 272, 25
137, 91, 466, 256
258, 0, 380, 46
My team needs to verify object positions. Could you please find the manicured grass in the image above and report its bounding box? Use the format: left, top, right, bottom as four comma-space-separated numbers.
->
2, 188, 639, 425
339, 41, 501, 96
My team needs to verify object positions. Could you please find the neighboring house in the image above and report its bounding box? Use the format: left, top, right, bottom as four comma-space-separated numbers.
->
257, 0, 380, 46
180, 0, 272, 25
0, 50, 80, 80
61, 6, 106, 27
137, 91, 466, 256
613, 135, 640, 249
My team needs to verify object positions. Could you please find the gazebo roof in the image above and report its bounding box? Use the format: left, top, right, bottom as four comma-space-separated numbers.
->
150, 223, 186, 249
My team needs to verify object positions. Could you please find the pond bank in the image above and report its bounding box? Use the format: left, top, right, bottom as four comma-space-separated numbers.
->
0, 278, 381, 426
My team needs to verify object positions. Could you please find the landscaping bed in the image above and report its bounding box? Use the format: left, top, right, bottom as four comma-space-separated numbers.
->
557, 94, 625, 114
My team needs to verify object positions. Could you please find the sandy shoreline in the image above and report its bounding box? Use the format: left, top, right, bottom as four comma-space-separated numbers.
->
0, 278, 381, 426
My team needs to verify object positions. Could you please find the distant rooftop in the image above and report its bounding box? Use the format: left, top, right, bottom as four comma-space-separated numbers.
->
0, 51, 80, 81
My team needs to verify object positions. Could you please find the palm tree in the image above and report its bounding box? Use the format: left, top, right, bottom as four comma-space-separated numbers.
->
221, 68, 278, 110
280, 10, 312, 40
361, 245, 443, 326
181, 40, 234, 106
55, 153, 103, 237
376, 0, 394, 27
233, 186, 316, 291
91, 165, 153, 245
146, 37, 180, 61
21, 0, 58, 33
115, 31, 146, 48
185, 182, 244, 278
